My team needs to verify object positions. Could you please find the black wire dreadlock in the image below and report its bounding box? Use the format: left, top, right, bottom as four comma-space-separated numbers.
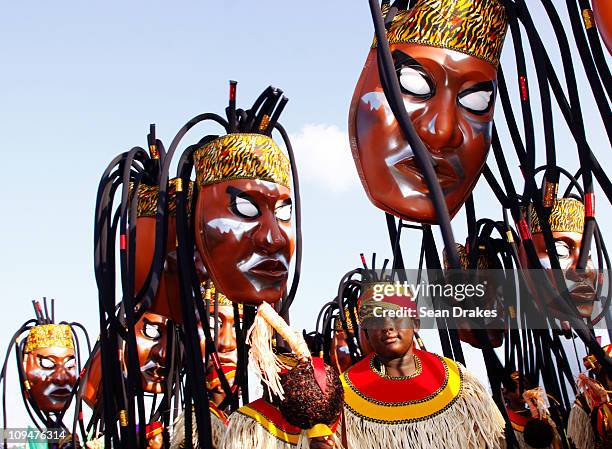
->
0, 299, 90, 449
303, 300, 338, 365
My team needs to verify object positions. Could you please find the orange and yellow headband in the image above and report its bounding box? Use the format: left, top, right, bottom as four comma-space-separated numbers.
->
193, 133, 290, 189
529, 198, 585, 234
377, 0, 508, 67
335, 307, 360, 332
202, 283, 242, 310
24, 324, 74, 354
133, 178, 194, 218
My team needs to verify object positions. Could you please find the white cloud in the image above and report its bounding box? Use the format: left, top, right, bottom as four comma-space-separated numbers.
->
289, 124, 358, 193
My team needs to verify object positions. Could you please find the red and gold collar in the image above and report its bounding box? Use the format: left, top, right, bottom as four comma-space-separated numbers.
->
342, 349, 463, 424
237, 399, 302, 445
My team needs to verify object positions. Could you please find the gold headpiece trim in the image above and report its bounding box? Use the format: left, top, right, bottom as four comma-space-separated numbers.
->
202, 283, 242, 310
24, 324, 74, 354
335, 307, 360, 332
132, 178, 194, 218
529, 198, 585, 234
193, 134, 290, 189
377, 0, 508, 67
443, 243, 492, 270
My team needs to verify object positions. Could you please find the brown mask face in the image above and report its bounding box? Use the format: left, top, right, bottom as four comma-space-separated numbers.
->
520, 231, 597, 319
349, 45, 497, 223
24, 346, 77, 413
199, 304, 240, 406
134, 216, 183, 323
81, 347, 102, 409
133, 312, 169, 394
194, 179, 294, 304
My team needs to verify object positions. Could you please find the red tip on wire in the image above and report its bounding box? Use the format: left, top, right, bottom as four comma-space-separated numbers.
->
120, 234, 127, 250
229, 80, 237, 133
517, 219, 531, 241
359, 253, 368, 270
229, 81, 237, 102
519, 75, 528, 101
585, 192, 595, 218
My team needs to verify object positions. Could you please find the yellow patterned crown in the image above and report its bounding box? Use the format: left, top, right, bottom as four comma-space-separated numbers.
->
202, 282, 242, 310
443, 243, 493, 270
193, 134, 290, 189
132, 178, 194, 218
378, 0, 508, 67
334, 307, 360, 332
24, 324, 74, 354
529, 198, 585, 234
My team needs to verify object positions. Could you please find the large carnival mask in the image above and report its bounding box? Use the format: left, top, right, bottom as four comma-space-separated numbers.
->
519, 198, 597, 319
198, 284, 240, 406
349, 0, 507, 223
193, 134, 294, 304
23, 324, 77, 413
133, 312, 169, 394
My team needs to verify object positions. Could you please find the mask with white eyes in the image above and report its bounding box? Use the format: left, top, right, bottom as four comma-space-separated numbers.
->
132, 312, 169, 394
24, 346, 78, 413
350, 42, 499, 224
195, 176, 294, 305
518, 198, 598, 320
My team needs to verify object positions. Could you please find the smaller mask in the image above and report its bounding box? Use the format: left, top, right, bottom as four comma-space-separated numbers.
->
133, 179, 194, 323
133, 312, 169, 394
81, 347, 102, 409
520, 198, 597, 319
199, 284, 241, 406
23, 324, 77, 413
194, 134, 294, 305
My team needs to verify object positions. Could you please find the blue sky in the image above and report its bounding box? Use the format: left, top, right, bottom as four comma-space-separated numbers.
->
1, 1, 610, 426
